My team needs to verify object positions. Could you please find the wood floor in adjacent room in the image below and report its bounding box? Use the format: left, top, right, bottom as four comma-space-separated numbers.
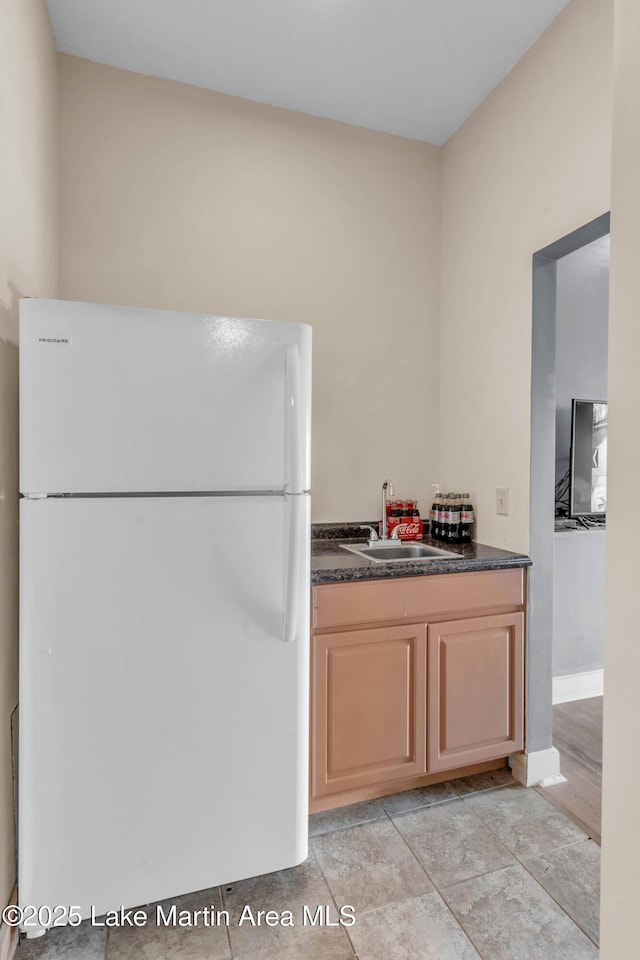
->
535, 695, 603, 845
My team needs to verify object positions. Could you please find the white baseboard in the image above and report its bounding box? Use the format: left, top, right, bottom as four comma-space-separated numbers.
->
510, 747, 567, 787
552, 669, 604, 705
0, 888, 19, 960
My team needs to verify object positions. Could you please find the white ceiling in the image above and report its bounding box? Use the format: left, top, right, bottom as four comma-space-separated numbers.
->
47, 0, 571, 145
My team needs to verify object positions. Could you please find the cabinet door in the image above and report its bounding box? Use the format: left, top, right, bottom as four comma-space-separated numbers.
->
312, 625, 427, 797
427, 613, 524, 772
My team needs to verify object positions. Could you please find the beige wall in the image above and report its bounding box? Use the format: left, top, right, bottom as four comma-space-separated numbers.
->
440, 0, 612, 552
58, 56, 441, 522
0, 0, 58, 908
600, 0, 640, 952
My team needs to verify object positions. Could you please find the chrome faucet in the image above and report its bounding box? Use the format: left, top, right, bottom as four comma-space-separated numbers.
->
381, 479, 394, 541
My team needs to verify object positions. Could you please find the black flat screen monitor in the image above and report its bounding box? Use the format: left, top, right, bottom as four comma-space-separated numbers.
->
569, 399, 607, 517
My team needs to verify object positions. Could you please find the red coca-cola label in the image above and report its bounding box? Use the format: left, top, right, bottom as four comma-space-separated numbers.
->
391, 520, 423, 541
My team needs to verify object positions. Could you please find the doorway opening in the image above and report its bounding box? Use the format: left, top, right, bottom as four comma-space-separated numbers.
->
529, 212, 609, 842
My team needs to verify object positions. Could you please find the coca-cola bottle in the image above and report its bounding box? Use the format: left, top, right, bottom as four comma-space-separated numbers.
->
414, 500, 423, 539
440, 495, 451, 541
430, 491, 440, 539
400, 499, 415, 540
460, 494, 475, 543
389, 499, 402, 537
448, 494, 461, 543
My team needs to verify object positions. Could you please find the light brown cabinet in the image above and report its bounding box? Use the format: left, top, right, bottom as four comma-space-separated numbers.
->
312, 624, 427, 797
311, 568, 525, 810
426, 613, 524, 772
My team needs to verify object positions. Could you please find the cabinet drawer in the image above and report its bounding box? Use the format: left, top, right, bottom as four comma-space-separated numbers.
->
312, 568, 524, 629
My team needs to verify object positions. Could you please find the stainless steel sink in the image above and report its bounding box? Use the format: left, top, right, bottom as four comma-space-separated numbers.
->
341, 543, 459, 563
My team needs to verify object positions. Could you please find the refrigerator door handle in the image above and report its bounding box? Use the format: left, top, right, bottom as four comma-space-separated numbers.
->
283, 495, 303, 644
285, 344, 304, 495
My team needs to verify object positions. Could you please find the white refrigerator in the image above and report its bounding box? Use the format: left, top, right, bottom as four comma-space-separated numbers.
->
18, 298, 311, 934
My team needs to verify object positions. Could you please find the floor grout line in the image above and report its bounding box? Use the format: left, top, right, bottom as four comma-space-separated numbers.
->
382, 800, 491, 960
458, 789, 528, 857
517, 844, 600, 949
379, 795, 460, 818
436, 859, 519, 893
443, 798, 601, 953
382, 802, 434, 880
439, 856, 599, 958
313, 813, 429, 922
305, 844, 358, 958
436, 863, 517, 960
459, 785, 592, 865
515, 834, 596, 861
219, 885, 233, 960
308, 813, 386, 839
385, 790, 523, 960
453, 787, 601, 921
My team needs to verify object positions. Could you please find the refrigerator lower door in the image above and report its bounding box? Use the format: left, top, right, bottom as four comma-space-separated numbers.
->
19, 494, 310, 927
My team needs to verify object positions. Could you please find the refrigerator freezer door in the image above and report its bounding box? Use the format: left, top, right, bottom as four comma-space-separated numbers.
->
19, 494, 310, 921
20, 299, 311, 495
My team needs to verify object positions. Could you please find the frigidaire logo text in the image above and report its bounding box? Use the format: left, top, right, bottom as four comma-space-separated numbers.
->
38, 337, 70, 344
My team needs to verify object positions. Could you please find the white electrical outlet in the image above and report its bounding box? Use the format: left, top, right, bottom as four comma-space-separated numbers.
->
496, 487, 509, 516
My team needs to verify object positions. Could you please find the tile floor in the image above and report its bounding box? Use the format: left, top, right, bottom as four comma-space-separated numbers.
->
14, 770, 600, 959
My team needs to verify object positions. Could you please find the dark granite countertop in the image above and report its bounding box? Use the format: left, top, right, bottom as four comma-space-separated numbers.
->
311, 523, 531, 585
